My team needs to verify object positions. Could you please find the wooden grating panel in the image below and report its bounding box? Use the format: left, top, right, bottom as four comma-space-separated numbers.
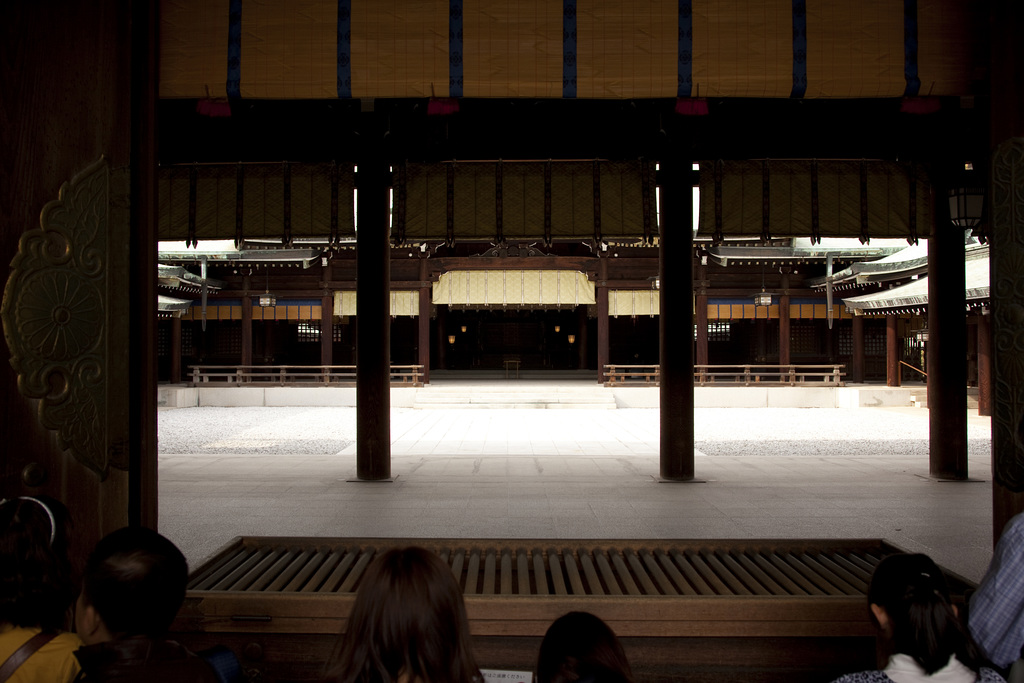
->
188, 538, 900, 597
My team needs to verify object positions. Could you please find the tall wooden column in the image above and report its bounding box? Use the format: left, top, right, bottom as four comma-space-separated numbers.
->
241, 290, 253, 367
658, 162, 695, 481
978, 310, 991, 417
320, 292, 333, 367
597, 260, 610, 383
170, 317, 182, 384
850, 316, 865, 383
886, 315, 900, 387
778, 269, 791, 367
355, 159, 391, 480
577, 305, 588, 370
418, 285, 431, 383
927, 180, 968, 481
695, 262, 709, 367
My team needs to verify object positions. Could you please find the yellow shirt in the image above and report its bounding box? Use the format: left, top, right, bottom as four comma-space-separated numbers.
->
0, 625, 81, 683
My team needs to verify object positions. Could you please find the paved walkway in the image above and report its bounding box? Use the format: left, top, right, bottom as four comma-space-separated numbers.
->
158, 403, 996, 584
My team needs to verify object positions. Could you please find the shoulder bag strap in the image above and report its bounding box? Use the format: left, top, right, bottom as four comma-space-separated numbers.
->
0, 631, 58, 683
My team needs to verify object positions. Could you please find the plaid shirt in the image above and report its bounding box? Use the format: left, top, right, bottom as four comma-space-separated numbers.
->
971, 512, 1024, 669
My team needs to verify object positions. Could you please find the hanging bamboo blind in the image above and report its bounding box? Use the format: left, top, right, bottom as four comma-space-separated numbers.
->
697, 160, 933, 240
160, 0, 980, 100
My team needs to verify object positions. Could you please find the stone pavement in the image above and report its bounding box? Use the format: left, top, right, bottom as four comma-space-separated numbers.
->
158, 404, 996, 584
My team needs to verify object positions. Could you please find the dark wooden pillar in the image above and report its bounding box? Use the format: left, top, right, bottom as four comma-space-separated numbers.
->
577, 305, 588, 370
886, 315, 900, 387
928, 179, 968, 481
170, 317, 182, 384
978, 310, 991, 417
658, 162, 695, 481
851, 316, 865, 383
355, 159, 391, 480
128, 0, 159, 529
241, 290, 253, 367
695, 262, 709, 367
778, 270, 791, 367
320, 292, 333, 367
597, 260, 610, 383
436, 305, 448, 370
418, 286, 431, 383
597, 289, 609, 382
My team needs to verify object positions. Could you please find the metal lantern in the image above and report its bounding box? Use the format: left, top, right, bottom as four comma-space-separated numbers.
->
948, 164, 984, 229
754, 291, 772, 307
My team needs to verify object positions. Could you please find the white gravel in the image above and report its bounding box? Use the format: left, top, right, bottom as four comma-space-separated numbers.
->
158, 406, 991, 458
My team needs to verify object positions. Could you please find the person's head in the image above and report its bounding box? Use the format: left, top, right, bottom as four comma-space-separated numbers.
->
537, 611, 634, 683
327, 546, 480, 683
75, 527, 189, 645
867, 553, 980, 674
0, 495, 75, 631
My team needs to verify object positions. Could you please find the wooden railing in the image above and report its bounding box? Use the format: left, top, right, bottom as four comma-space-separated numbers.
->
605, 364, 846, 387
188, 365, 424, 387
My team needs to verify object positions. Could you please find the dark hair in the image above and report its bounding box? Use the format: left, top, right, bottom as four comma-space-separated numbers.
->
326, 546, 480, 683
0, 496, 75, 631
81, 527, 189, 638
868, 553, 980, 675
537, 612, 634, 683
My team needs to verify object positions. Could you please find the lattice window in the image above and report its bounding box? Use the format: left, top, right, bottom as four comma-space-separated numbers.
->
181, 325, 194, 356
865, 326, 886, 356
157, 323, 170, 357
213, 325, 241, 356
708, 321, 731, 342
791, 321, 818, 355
838, 327, 852, 356
333, 323, 344, 342
297, 322, 321, 342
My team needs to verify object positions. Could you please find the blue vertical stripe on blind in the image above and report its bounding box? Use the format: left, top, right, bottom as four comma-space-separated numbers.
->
226, 0, 242, 98
791, 0, 807, 98
450, 0, 464, 97
563, 0, 577, 98
337, 0, 352, 98
678, 0, 693, 97
903, 0, 921, 96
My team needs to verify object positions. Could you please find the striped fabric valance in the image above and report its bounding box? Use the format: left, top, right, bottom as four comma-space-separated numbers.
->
433, 270, 596, 306
707, 300, 852, 321
180, 301, 324, 321
160, 0, 979, 100
605, 293, 854, 320
334, 291, 420, 317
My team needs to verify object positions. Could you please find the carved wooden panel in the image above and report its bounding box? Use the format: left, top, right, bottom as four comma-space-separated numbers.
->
991, 138, 1024, 492
1, 157, 130, 479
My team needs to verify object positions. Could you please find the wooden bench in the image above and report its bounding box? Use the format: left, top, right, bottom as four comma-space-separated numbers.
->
170, 538, 972, 683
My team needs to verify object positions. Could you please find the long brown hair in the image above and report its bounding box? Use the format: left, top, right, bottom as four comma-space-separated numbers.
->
326, 546, 481, 683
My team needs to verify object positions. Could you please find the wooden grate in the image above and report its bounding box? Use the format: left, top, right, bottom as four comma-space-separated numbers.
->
188, 538, 893, 598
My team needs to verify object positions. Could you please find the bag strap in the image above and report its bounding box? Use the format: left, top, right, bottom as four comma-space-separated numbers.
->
0, 631, 58, 683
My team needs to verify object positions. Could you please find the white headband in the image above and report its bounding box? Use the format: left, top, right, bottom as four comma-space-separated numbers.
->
0, 496, 56, 545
